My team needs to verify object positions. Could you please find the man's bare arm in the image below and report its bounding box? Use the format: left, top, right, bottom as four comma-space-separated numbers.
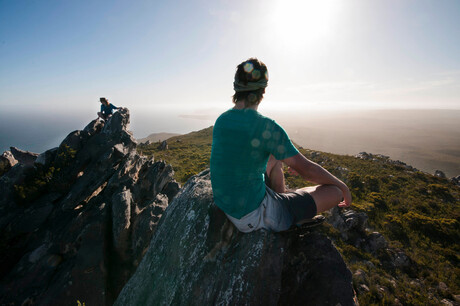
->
282, 153, 352, 207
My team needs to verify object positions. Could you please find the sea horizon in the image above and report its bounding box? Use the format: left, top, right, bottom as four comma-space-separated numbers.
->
1, 107, 459, 178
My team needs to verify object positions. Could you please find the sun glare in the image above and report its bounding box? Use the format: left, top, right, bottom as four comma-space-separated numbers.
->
267, 0, 341, 52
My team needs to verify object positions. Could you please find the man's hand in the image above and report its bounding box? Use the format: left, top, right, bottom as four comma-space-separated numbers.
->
338, 185, 352, 208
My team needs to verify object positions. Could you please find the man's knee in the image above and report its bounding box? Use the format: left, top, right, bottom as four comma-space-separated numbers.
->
327, 185, 343, 203
317, 184, 343, 203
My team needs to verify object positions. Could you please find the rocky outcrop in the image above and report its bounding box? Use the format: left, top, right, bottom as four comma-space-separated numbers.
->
0, 150, 18, 176
0, 109, 180, 305
157, 140, 168, 150
355, 151, 419, 172
435, 170, 447, 178
115, 170, 356, 306
327, 207, 414, 275
451, 175, 460, 187
10, 146, 39, 166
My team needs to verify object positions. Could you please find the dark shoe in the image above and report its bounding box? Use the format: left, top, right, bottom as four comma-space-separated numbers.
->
283, 215, 326, 233
296, 215, 326, 228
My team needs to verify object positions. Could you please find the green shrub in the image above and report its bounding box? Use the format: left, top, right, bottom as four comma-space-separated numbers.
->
365, 175, 380, 192
13, 164, 55, 205
427, 184, 454, 202
403, 211, 458, 242
368, 192, 386, 208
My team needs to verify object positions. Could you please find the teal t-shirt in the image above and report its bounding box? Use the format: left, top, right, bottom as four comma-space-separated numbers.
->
210, 108, 299, 219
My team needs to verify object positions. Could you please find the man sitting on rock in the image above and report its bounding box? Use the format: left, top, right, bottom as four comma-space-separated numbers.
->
210, 58, 352, 233
97, 97, 122, 121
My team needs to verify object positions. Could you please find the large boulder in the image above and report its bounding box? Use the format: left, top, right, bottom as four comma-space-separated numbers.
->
115, 170, 356, 305
0, 109, 180, 305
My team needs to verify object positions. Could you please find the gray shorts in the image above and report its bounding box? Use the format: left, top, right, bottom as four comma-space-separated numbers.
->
225, 186, 317, 233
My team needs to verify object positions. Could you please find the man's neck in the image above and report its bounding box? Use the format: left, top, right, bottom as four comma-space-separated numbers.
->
233, 100, 259, 111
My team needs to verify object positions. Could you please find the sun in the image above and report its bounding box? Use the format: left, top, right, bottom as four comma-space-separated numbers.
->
266, 0, 341, 52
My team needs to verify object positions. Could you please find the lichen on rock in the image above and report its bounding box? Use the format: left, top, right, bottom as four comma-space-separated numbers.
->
115, 170, 356, 306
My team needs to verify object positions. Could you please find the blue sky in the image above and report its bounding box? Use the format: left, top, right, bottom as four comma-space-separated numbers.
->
1, 0, 460, 135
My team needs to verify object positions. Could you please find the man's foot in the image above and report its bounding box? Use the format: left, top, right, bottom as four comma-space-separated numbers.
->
282, 215, 326, 233
296, 215, 326, 228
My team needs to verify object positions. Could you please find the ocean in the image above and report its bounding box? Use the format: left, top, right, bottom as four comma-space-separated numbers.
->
1, 108, 459, 177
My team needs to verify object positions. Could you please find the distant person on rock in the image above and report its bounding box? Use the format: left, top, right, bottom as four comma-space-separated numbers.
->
210, 58, 352, 233
97, 97, 121, 121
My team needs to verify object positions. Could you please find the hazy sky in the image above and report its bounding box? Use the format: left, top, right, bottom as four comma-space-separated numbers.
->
1, 0, 460, 127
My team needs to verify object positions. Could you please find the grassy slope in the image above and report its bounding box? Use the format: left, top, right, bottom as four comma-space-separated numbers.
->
137, 132, 181, 144
138, 126, 459, 305
138, 127, 213, 183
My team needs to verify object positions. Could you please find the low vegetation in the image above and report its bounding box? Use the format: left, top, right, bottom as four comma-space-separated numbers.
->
138, 127, 213, 183
139, 127, 460, 305
13, 144, 77, 205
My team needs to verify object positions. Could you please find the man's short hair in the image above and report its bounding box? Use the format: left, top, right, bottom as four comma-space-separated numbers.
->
232, 58, 268, 106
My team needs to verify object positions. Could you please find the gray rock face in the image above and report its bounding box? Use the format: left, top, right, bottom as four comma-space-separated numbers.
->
451, 175, 460, 187
157, 140, 168, 150
9, 147, 38, 166
435, 170, 447, 178
354, 152, 418, 171
0, 109, 180, 306
0, 150, 18, 176
365, 232, 388, 253
115, 170, 356, 306
327, 207, 414, 275
328, 207, 369, 243
328, 208, 390, 253
35, 147, 58, 168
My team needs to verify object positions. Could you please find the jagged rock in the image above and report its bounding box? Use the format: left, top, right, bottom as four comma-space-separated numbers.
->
358, 284, 370, 293
438, 281, 449, 293
353, 269, 367, 284
112, 188, 133, 260
449, 175, 460, 187
0, 108, 180, 306
102, 108, 130, 134
435, 170, 447, 178
0, 150, 17, 176
0, 163, 30, 214
453, 295, 460, 303
115, 170, 356, 306
9, 147, 38, 166
354, 152, 418, 171
365, 232, 388, 253
83, 118, 104, 136
390, 249, 412, 270
441, 299, 454, 306
157, 140, 168, 150
328, 208, 392, 259
59, 130, 87, 152
355, 152, 371, 160
35, 147, 58, 168
328, 207, 368, 243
